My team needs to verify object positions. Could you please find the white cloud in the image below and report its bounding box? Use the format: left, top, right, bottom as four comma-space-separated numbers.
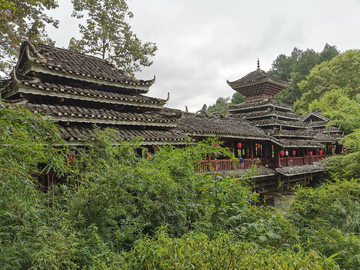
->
46, 0, 360, 111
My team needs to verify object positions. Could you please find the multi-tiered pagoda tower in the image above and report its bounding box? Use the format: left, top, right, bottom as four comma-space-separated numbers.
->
227, 61, 326, 168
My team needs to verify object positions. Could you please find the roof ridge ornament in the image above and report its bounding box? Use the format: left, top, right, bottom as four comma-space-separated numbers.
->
12, 67, 20, 84
257, 58, 260, 69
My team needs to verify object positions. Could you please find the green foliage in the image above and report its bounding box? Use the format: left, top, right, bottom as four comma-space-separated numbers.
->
121, 227, 339, 270
207, 96, 230, 114
308, 89, 360, 134
294, 50, 360, 112
287, 179, 360, 269
0, 102, 71, 269
193, 170, 297, 249
305, 88, 360, 179
205, 92, 245, 115
305, 86, 360, 179
1, 103, 353, 269
0, 0, 59, 78
271, 44, 339, 105
231, 92, 245, 104
69, 0, 157, 75
322, 130, 360, 179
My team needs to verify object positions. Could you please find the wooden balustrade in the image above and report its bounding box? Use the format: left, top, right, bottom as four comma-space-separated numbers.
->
195, 158, 265, 173
196, 154, 327, 173
32, 170, 67, 191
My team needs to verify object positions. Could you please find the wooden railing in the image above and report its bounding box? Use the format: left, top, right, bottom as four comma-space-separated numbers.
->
278, 155, 324, 168
195, 158, 265, 173
196, 154, 327, 173
32, 170, 66, 191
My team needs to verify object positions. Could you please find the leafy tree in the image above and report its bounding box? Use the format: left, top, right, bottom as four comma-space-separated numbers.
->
0, 0, 59, 78
294, 50, 360, 112
270, 54, 293, 81
323, 130, 360, 179
207, 97, 230, 115
122, 228, 339, 269
309, 89, 360, 134
319, 43, 340, 62
271, 44, 339, 105
307, 88, 360, 179
205, 92, 244, 115
231, 92, 245, 104
287, 179, 360, 268
69, 0, 157, 75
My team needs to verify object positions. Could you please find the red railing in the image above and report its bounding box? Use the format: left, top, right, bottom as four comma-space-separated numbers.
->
32, 170, 67, 191
279, 155, 324, 167
195, 158, 266, 173
196, 154, 327, 173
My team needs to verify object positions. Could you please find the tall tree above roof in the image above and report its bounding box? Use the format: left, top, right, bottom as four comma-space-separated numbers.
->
270, 44, 339, 105
69, 0, 157, 75
294, 50, 360, 113
0, 0, 59, 78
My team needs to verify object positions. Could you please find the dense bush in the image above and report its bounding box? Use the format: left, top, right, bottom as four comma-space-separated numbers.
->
0, 103, 348, 269
287, 179, 360, 269
121, 228, 339, 270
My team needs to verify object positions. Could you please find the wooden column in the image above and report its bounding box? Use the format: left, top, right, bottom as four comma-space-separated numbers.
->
250, 140, 254, 160
335, 142, 341, 155
286, 154, 289, 166
324, 143, 327, 157
264, 143, 268, 166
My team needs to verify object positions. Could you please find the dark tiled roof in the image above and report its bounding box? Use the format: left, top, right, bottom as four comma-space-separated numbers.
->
229, 100, 293, 111
19, 102, 181, 126
308, 121, 329, 128
12, 79, 166, 108
19, 41, 154, 88
323, 128, 344, 138
271, 129, 316, 138
252, 118, 308, 128
239, 109, 301, 120
222, 167, 276, 179
58, 125, 188, 144
276, 163, 325, 176
178, 112, 268, 139
227, 68, 289, 88
315, 132, 336, 142
301, 111, 329, 123
271, 138, 323, 148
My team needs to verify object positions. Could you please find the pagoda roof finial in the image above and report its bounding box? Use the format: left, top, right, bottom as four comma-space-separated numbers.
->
257, 58, 260, 69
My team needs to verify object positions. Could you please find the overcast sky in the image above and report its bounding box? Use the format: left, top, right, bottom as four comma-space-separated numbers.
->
46, 0, 360, 112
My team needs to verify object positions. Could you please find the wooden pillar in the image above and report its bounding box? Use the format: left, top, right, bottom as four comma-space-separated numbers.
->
250, 140, 254, 160
324, 143, 327, 157
335, 142, 341, 155
286, 155, 289, 166
264, 143, 268, 165
277, 174, 282, 188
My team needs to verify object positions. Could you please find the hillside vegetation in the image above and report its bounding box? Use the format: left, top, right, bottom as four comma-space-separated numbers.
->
2, 102, 360, 269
